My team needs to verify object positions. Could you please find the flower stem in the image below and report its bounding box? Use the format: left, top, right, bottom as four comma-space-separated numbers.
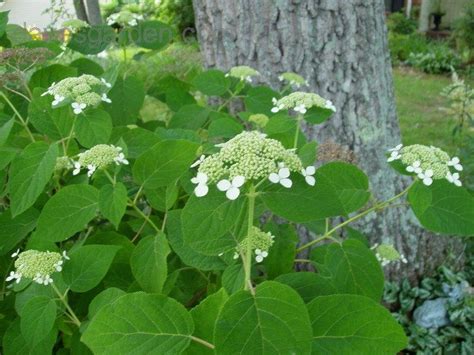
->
51, 284, 81, 327
243, 184, 256, 292
129, 203, 161, 234
190, 335, 215, 349
296, 184, 413, 252
293, 115, 303, 149
0, 91, 35, 142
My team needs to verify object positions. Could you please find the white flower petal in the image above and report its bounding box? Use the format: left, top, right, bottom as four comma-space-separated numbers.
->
305, 166, 316, 175
305, 175, 316, 186
217, 179, 231, 191
279, 167, 290, 178
423, 177, 433, 186
232, 175, 245, 188
269, 173, 280, 183
280, 178, 292, 188
194, 184, 209, 197
255, 255, 264, 263
226, 187, 240, 200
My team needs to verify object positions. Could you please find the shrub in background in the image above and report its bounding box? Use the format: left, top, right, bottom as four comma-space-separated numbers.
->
158, 0, 195, 35
388, 12, 418, 35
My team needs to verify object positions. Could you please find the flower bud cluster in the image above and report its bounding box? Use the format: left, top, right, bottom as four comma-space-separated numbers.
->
387, 144, 463, 186
226, 66, 260, 83
62, 19, 89, 32
6, 249, 69, 285
73, 144, 129, 177
107, 10, 143, 27
233, 227, 275, 263
271, 91, 336, 114
371, 243, 407, 267
41, 74, 112, 114
55, 156, 73, 172
278, 72, 308, 88
248, 114, 269, 128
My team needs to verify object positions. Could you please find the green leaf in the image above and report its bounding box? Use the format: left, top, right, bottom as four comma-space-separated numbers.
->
33, 185, 99, 242
99, 183, 128, 229
166, 210, 229, 271
263, 223, 298, 279
208, 116, 243, 139
264, 113, 306, 149
75, 109, 112, 148
188, 289, 228, 354
3, 319, 57, 355
408, 180, 474, 236
310, 239, 384, 301
68, 25, 115, 54
63, 244, 120, 292
130, 233, 170, 293
275, 272, 322, 303
120, 127, 161, 159
28, 88, 74, 140
70, 57, 104, 76
169, 104, 210, 130
222, 264, 245, 294
244, 86, 279, 115
82, 292, 194, 354
303, 106, 334, 124
182, 189, 246, 255
20, 296, 56, 346
193, 69, 231, 96
0, 118, 14, 146
0, 208, 39, 256
8, 142, 58, 217
88, 287, 126, 319
0, 11, 8, 37
215, 281, 312, 354
5, 24, 31, 46
261, 163, 370, 222
105, 76, 145, 125
131, 20, 174, 50
133, 139, 199, 188
29, 64, 77, 91
299, 141, 317, 166
308, 294, 407, 354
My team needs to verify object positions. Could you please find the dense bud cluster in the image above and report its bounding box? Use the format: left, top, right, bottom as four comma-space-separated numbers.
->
387, 144, 463, 186
278, 72, 308, 88
248, 114, 269, 128
73, 144, 129, 177
371, 243, 407, 267
234, 227, 275, 263
6, 249, 69, 285
55, 156, 73, 172
226, 66, 260, 82
271, 91, 336, 114
107, 10, 144, 27
41, 74, 112, 114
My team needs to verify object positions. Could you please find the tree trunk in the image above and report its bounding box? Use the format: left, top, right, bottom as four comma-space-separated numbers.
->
73, 0, 89, 22
406, 0, 413, 18
85, 0, 102, 25
193, 0, 464, 281
419, 0, 431, 32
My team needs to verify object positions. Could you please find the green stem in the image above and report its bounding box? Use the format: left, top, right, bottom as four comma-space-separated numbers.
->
296, 184, 413, 253
63, 116, 77, 155
0, 91, 35, 142
51, 284, 81, 327
243, 184, 256, 292
293, 115, 303, 149
190, 335, 215, 350
130, 203, 161, 234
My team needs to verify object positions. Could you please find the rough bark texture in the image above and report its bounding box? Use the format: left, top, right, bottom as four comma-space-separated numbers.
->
193, 0, 465, 281
85, 0, 102, 25
73, 0, 89, 22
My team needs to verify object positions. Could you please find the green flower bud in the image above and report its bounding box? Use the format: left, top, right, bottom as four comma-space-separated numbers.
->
248, 114, 269, 128
278, 72, 308, 88
272, 91, 336, 114
235, 227, 275, 263
226, 66, 260, 82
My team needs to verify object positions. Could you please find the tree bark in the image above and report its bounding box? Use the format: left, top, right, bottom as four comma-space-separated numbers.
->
85, 0, 102, 25
193, 0, 464, 281
73, 0, 89, 22
419, 0, 431, 31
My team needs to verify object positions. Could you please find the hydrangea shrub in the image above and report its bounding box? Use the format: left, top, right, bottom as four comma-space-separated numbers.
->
1, 10, 474, 355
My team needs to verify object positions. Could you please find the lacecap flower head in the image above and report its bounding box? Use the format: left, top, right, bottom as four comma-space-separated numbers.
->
278, 72, 308, 88
371, 243, 407, 267
7, 249, 69, 285
73, 144, 129, 177
41, 74, 112, 114
226, 66, 260, 83
233, 227, 275, 263
190, 131, 315, 199
107, 10, 144, 27
387, 144, 463, 187
271, 91, 336, 114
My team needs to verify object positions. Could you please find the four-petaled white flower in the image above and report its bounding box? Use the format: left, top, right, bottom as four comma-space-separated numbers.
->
72, 102, 86, 114
448, 157, 463, 171
11, 249, 20, 258
301, 166, 316, 186
418, 169, 433, 186
34, 273, 53, 285
191, 172, 209, 197
72, 162, 81, 175
387, 150, 401, 162
101, 93, 112, 103
87, 165, 96, 177
62, 251, 70, 260
269, 167, 292, 188
55, 260, 63, 272
255, 248, 268, 263
446, 172, 462, 187
271, 98, 284, 113
114, 152, 129, 165
190, 155, 205, 168
6, 271, 21, 284
217, 176, 245, 200
52, 94, 65, 106
294, 104, 307, 114
389, 144, 403, 152
406, 160, 422, 174
101, 78, 112, 88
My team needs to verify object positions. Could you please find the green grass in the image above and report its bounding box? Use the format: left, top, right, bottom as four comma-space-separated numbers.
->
393, 67, 458, 154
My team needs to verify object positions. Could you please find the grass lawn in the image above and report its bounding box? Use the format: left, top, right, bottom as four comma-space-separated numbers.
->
393, 67, 459, 154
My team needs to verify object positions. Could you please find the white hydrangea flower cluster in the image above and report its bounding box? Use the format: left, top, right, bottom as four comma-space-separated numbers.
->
6, 249, 69, 285
107, 10, 143, 27
233, 227, 275, 263
387, 144, 463, 187
278, 72, 308, 88
371, 243, 407, 267
73, 144, 129, 177
190, 131, 315, 200
225, 66, 260, 83
271, 91, 336, 114
41, 74, 112, 114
